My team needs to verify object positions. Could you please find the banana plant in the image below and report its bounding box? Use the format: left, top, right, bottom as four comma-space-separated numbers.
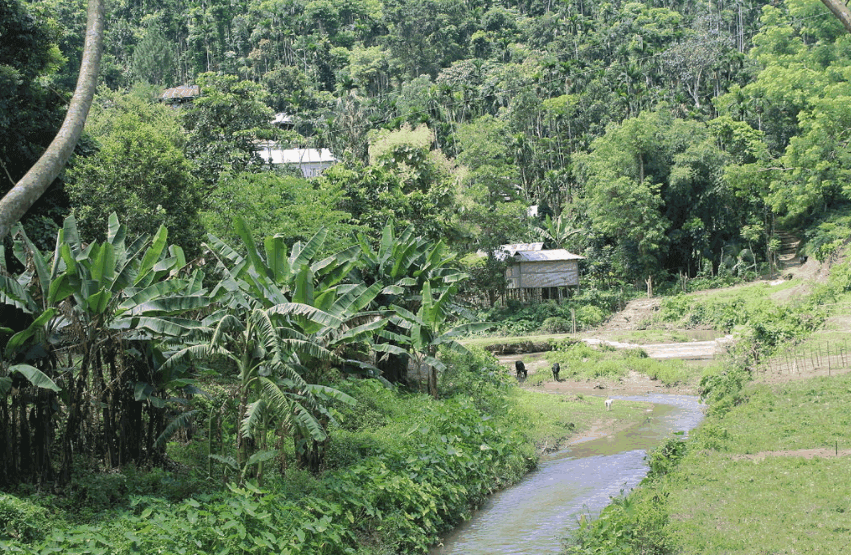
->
390, 281, 492, 399
354, 222, 465, 313
205, 217, 388, 378
0, 214, 214, 486
352, 222, 472, 385
533, 214, 581, 250
163, 305, 355, 483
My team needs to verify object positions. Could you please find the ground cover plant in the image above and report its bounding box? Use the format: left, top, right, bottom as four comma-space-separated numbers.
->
477, 288, 631, 336
660, 374, 851, 554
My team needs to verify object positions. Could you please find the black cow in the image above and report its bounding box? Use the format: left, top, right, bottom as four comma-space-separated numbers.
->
552, 362, 560, 381
515, 360, 527, 379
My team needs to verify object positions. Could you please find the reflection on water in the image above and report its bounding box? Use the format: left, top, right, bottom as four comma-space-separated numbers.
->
432, 394, 704, 555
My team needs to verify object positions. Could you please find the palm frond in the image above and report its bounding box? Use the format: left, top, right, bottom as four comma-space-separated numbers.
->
154, 409, 199, 449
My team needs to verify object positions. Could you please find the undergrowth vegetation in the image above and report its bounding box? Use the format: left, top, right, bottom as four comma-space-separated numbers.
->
0, 346, 649, 555
539, 341, 691, 387
478, 288, 629, 336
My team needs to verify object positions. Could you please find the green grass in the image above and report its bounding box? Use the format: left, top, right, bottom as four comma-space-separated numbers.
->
533, 341, 696, 387
461, 333, 571, 350
661, 373, 851, 553
667, 454, 851, 554
693, 374, 851, 454
509, 388, 650, 450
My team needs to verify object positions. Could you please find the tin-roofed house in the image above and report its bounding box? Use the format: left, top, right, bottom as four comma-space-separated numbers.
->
503, 245, 584, 302
160, 85, 201, 104
255, 143, 337, 178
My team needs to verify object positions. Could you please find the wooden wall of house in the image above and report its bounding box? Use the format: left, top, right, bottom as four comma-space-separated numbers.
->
506, 260, 579, 289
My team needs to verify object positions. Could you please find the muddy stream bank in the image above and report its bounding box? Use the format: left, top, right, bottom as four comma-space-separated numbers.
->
431, 393, 705, 555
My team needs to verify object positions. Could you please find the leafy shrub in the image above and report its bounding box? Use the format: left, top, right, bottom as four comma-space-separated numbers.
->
0, 495, 50, 543
566, 486, 673, 555
804, 209, 851, 262
478, 287, 632, 336
439, 347, 513, 411
646, 432, 687, 479
630, 358, 688, 386
540, 316, 571, 333
575, 304, 606, 328
689, 423, 730, 451
698, 366, 751, 416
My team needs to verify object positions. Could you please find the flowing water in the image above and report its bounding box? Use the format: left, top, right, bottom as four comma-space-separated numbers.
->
432, 393, 705, 555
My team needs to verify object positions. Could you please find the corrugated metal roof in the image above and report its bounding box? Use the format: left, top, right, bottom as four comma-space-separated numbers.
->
490, 242, 543, 260
502, 242, 543, 254
513, 249, 585, 262
161, 85, 200, 99
256, 144, 337, 165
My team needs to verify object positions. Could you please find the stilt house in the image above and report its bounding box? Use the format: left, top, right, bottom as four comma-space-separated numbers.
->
500, 243, 584, 302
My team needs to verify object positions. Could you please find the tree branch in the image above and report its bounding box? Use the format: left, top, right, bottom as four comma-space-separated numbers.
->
0, 0, 105, 242
821, 0, 851, 34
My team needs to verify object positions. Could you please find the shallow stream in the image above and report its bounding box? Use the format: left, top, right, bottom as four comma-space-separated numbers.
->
431, 393, 705, 555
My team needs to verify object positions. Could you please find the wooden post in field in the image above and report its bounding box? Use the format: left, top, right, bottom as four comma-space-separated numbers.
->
571, 308, 576, 335
828, 343, 831, 375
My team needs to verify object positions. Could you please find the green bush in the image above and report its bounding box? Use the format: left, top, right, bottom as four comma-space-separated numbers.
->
566, 485, 673, 555
646, 433, 687, 480
0, 495, 50, 543
540, 316, 572, 333
575, 304, 606, 328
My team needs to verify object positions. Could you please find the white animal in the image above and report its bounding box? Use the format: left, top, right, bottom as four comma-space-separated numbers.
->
605, 398, 613, 411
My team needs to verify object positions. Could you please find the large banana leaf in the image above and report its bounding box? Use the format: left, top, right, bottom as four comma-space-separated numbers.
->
89, 242, 116, 291
4, 309, 56, 356
112, 316, 208, 337
291, 264, 314, 305
153, 409, 199, 449
278, 338, 342, 365
322, 318, 386, 346
302, 383, 356, 406
313, 244, 361, 289
289, 227, 328, 271
135, 225, 168, 286
326, 282, 382, 319
12, 225, 52, 308
119, 293, 211, 317
267, 303, 342, 329
234, 216, 272, 286
0, 274, 36, 313
263, 235, 290, 284
6, 364, 61, 392
240, 397, 270, 438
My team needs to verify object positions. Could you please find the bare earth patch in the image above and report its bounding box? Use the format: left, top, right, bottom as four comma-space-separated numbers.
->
730, 448, 851, 462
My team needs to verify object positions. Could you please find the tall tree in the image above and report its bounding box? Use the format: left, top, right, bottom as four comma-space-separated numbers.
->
66, 90, 204, 255
0, 0, 104, 242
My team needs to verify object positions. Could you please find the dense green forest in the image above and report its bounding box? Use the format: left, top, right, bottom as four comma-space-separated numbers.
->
5, 0, 851, 285
4, 0, 851, 552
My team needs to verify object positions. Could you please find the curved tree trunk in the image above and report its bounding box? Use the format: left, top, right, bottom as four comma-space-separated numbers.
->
821, 0, 851, 34
0, 0, 105, 242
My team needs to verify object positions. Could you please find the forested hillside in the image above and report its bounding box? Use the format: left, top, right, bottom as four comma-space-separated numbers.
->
5, 0, 851, 552
5, 0, 851, 291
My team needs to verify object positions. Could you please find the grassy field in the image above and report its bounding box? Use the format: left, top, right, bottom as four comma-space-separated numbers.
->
510, 387, 652, 451
666, 373, 851, 554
